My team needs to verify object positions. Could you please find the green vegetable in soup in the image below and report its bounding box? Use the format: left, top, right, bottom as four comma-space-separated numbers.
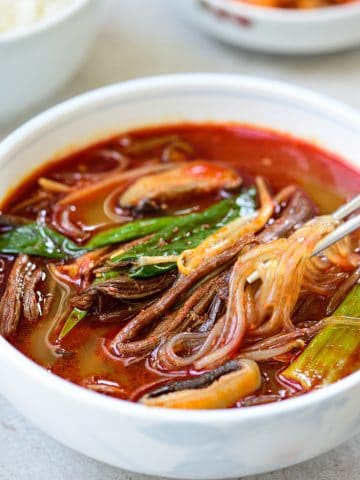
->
59, 189, 257, 338
281, 285, 360, 389
110, 188, 257, 278
58, 308, 87, 340
86, 216, 179, 249
0, 190, 256, 265
0, 222, 85, 259
0, 217, 180, 259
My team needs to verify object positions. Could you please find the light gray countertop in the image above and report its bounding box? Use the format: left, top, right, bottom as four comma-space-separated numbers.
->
1, 0, 360, 478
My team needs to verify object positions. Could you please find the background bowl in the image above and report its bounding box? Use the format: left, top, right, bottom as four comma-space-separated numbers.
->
176, 0, 360, 54
0, 0, 100, 123
0, 74, 360, 479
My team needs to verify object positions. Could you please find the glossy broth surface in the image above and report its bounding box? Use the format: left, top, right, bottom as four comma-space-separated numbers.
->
2, 124, 360, 404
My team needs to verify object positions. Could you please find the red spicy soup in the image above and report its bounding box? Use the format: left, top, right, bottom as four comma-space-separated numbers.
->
1, 124, 359, 409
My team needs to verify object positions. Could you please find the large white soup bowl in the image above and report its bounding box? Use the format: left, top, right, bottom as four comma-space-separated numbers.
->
0, 74, 359, 479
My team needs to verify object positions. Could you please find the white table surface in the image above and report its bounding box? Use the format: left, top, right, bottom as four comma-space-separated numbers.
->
1, 0, 360, 478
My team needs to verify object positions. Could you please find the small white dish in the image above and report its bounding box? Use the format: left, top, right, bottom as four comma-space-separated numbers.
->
177, 0, 360, 54
0, 74, 359, 479
0, 0, 100, 123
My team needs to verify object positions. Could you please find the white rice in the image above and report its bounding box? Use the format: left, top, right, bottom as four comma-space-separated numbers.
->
0, 0, 74, 34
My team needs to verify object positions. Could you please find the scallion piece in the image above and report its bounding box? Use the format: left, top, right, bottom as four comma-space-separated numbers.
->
58, 308, 87, 340
281, 285, 360, 389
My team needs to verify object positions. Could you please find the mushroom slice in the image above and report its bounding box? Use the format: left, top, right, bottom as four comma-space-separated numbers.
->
119, 161, 242, 209
140, 359, 261, 409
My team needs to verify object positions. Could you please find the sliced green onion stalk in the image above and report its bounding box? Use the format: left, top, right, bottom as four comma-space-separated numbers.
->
281, 285, 360, 390
58, 308, 87, 340
86, 216, 178, 249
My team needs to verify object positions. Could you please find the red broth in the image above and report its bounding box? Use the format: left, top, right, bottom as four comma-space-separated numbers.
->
1, 123, 360, 405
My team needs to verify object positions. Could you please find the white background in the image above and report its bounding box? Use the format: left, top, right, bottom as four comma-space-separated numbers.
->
0, 0, 360, 478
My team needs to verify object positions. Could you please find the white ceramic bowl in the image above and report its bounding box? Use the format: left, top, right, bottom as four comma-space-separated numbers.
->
0, 74, 360, 479
0, 0, 100, 123
177, 0, 360, 54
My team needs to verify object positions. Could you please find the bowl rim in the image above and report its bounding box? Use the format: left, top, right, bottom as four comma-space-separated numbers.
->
0, 72, 360, 423
201, 0, 360, 22
0, 0, 91, 44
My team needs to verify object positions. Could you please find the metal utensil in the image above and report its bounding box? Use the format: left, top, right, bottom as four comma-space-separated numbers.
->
312, 213, 360, 257
247, 194, 360, 284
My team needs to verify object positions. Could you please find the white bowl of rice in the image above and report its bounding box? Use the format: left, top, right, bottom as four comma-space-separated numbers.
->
0, 0, 100, 123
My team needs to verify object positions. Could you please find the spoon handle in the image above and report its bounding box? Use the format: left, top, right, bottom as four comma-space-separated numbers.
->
311, 214, 360, 257
333, 194, 360, 220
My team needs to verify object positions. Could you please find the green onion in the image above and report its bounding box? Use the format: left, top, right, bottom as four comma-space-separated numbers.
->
0, 217, 179, 259
281, 285, 360, 389
110, 188, 257, 278
0, 190, 256, 263
58, 308, 87, 340
86, 216, 178, 249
